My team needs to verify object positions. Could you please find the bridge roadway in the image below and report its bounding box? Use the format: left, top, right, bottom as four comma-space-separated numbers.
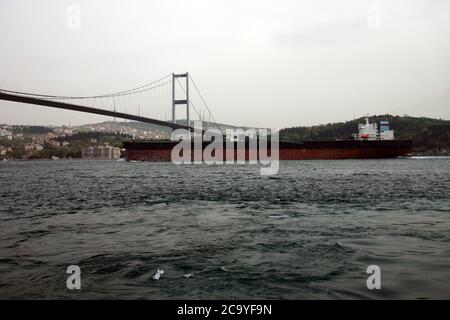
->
0, 91, 195, 132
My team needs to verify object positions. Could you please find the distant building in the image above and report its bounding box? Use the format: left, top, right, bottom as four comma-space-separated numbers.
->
53, 127, 72, 135
0, 146, 12, 156
82, 146, 121, 159
0, 129, 12, 137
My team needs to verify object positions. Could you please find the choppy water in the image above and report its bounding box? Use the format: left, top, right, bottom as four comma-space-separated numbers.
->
0, 158, 449, 299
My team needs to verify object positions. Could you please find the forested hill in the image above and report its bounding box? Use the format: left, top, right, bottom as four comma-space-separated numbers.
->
280, 115, 450, 155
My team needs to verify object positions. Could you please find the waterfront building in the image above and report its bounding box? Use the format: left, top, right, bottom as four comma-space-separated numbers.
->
82, 146, 121, 159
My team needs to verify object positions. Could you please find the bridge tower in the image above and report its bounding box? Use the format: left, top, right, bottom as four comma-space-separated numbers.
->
172, 72, 190, 127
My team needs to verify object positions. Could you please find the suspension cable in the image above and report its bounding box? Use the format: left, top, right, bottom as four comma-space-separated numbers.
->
0, 74, 172, 100
189, 74, 217, 125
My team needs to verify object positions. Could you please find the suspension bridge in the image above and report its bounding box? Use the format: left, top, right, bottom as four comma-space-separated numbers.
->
0, 72, 217, 133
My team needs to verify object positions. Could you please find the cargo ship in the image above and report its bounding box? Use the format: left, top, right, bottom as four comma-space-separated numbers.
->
124, 118, 412, 161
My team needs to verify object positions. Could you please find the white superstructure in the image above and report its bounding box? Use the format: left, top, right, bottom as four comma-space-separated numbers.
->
352, 118, 395, 140
379, 120, 394, 140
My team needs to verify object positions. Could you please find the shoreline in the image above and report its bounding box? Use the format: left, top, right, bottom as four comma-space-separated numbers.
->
3, 155, 450, 162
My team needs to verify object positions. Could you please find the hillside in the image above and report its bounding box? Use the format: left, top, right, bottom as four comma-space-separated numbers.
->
74, 120, 257, 134
280, 115, 450, 155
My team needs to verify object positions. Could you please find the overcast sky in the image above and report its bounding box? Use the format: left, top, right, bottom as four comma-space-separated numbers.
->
0, 0, 449, 128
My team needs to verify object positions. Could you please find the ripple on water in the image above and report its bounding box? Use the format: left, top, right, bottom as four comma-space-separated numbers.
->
0, 159, 449, 299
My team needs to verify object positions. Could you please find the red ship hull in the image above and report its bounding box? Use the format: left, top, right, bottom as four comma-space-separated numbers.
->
124, 140, 413, 161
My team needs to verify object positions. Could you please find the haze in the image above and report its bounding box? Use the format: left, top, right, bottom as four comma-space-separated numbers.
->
0, 0, 449, 128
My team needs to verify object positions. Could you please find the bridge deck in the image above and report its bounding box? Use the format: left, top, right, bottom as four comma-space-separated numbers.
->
0, 91, 194, 131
